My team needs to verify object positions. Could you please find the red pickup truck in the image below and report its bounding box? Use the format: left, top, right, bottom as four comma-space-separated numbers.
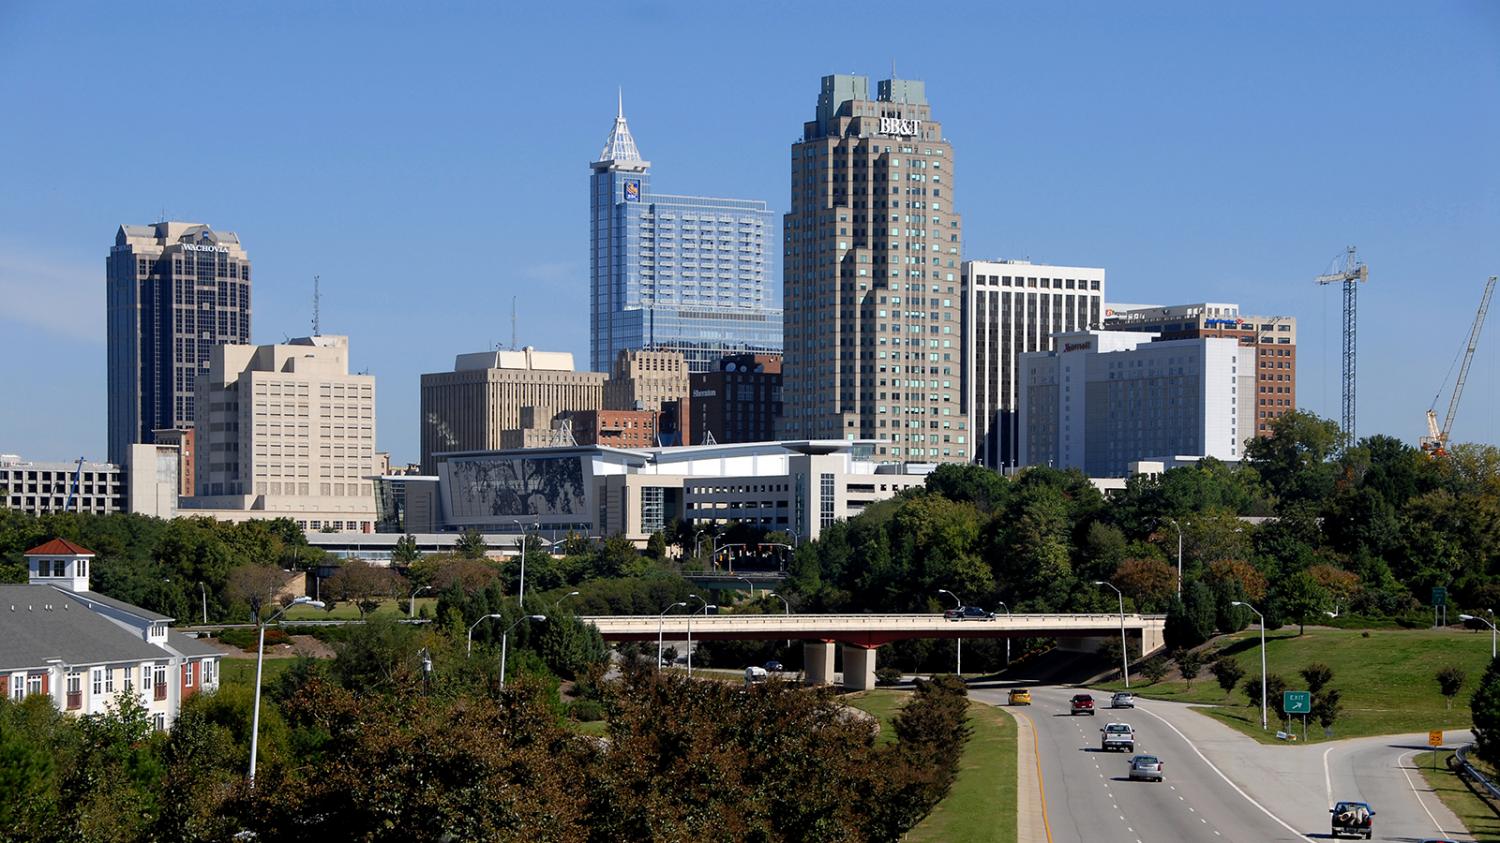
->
1070, 694, 1095, 715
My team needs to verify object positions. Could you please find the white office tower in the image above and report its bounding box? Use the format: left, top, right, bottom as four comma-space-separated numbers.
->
1018, 330, 1254, 476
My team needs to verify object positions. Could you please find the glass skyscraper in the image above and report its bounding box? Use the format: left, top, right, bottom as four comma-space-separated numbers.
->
590, 96, 781, 374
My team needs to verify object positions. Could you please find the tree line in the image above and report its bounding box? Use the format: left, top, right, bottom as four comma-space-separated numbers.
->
777, 411, 1500, 670
0, 614, 973, 842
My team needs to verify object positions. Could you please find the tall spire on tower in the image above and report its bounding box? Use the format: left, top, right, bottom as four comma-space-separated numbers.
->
597, 86, 643, 163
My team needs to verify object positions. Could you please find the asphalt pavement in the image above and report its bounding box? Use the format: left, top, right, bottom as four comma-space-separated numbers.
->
971, 684, 1474, 842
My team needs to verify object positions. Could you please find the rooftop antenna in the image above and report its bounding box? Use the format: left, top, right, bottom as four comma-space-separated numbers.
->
511, 296, 518, 350
311, 275, 321, 336
617, 86, 623, 119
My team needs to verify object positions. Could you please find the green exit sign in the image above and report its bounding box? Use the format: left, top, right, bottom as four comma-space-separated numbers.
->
1283, 690, 1312, 715
1432, 587, 1448, 607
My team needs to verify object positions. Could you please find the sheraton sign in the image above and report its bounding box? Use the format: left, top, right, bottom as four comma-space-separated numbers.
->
879, 116, 923, 137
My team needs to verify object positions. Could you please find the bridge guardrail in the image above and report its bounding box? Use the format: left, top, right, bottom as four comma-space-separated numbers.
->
579, 612, 1166, 632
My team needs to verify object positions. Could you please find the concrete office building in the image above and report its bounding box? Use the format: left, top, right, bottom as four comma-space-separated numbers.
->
431, 440, 930, 545
963, 260, 1106, 468
781, 74, 968, 462
1103, 303, 1298, 436
0, 447, 179, 519
604, 349, 690, 412
149, 428, 194, 496
182, 335, 378, 532
419, 348, 607, 474
107, 223, 251, 465
688, 353, 783, 445
1019, 330, 1254, 477
590, 95, 781, 374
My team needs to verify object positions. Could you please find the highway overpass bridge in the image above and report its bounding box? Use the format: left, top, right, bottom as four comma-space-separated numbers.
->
580, 612, 1166, 691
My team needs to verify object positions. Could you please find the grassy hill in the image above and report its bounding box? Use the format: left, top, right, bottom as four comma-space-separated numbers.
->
1102, 627, 1493, 743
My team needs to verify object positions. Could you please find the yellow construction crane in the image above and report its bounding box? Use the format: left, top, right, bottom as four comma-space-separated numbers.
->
1422, 275, 1498, 457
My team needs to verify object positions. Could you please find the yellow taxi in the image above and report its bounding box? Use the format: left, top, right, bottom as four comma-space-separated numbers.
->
1008, 688, 1032, 706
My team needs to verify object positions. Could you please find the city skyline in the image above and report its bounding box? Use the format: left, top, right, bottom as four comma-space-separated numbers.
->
1, 2, 1497, 463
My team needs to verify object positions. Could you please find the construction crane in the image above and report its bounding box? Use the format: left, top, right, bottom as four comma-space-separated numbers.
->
63, 457, 84, 512
1422, 275, 1498, 457
1314, 247, 1369, 440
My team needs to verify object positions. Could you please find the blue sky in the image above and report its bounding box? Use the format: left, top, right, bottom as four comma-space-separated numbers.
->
1, 1, 1496, 464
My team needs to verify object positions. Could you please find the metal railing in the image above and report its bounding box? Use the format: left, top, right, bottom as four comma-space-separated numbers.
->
580, 612, 1167, 633
1454, 743, 1500, 806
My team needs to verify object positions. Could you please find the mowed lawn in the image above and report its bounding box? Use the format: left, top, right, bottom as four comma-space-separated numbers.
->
219, 657, 295, 689
280, 596, 438, 621
1102, 627, 1493, 743
1415, 749, 1500, 842
845, 690, 1017, 843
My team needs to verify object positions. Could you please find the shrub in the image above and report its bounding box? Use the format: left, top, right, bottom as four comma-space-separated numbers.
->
1437, 666, 1466, 709
217, 627, 290, 651
1141, 657, 1169, 684
1173, 649, 1205, 689
569, 699, 605, 722
1471, 658, 1500, 768
875, 666, 904, 686
1211, 657, 1245, 697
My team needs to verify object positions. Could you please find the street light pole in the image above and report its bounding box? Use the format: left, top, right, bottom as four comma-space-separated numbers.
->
687, 594, 704, 677
198, 582, 207, 624
467, 613, 504, 657
1460, 611, 1497, 660
1166, 518, 1184, 600
409, 584, 433, 617
658, 601, 686, 671
499, 615, 546, 690
767, 591, 791, 652
551, 590, 581, 615
1094, 581, 1129, 688
250, 596, 323, 785
738, 576, 755, 599
1233, 601, 1267, 730
938, 588, 963, 676
996, 601, 1012, 666
513, 519, 538, 610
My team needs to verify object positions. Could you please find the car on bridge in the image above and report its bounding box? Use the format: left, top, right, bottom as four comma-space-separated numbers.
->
943, 606, 995, 620
1007, 688, 1031, 705
1070, 693, 1095, 715
1128, 754, 1163, 782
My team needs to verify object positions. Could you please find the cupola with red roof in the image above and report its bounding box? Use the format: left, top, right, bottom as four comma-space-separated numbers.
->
25, 538, 95, 592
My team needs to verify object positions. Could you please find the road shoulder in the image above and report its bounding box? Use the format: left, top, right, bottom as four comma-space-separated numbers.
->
996, 703, 1048, 843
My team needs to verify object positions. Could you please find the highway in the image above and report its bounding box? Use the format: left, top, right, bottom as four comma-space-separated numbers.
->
971, 685, 1473, 842
973, 685, 1309, 842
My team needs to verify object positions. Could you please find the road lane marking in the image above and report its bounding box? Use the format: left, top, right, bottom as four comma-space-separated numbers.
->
1322, 744, 1334, 807
1014, 709, 1055, 843
1135, 704, 1311, 840
1398, 749, 1450, 838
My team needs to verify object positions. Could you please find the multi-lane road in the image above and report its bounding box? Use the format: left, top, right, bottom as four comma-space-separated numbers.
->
969, 685, 1473, 842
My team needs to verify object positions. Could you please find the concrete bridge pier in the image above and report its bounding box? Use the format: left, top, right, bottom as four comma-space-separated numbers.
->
841, 644, 877, 691
803, 640, 836, 686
